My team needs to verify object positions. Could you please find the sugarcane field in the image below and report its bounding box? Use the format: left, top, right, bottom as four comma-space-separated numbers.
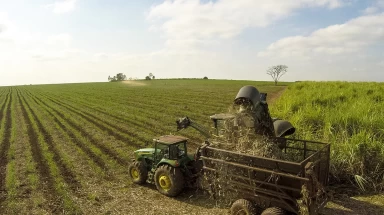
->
0, 80, 383, 215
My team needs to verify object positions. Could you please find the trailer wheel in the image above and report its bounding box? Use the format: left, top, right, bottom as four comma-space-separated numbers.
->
128, 161, 148, 184
230, 199, 258, 215
154, 165, 184, 197
261, 207, 286, 215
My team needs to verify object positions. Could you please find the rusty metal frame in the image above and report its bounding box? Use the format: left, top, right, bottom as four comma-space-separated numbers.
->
199, 137, 331, 214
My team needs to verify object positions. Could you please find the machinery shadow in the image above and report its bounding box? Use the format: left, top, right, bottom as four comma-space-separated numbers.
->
175, 188, 231, 210
321, 195, 384, 215
140, 183, 230, 210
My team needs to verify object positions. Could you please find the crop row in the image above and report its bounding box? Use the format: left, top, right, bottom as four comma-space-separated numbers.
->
0, 87, 151, 213
23, 88, 207, 145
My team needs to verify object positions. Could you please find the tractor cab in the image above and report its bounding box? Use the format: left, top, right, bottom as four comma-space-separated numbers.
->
153, 135, 191, 166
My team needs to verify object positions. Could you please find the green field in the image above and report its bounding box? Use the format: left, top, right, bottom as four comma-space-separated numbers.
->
0, 79, 383, 214
271, 81, 384, 192
0, 80, 286, 214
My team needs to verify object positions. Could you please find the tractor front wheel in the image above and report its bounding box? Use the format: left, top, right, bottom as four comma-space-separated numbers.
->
154, 165, 184, 197
128, 161, 148, 184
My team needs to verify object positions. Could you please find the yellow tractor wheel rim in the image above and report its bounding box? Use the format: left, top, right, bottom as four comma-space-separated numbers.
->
159, 175, 171, 190
131, 168, 139, 180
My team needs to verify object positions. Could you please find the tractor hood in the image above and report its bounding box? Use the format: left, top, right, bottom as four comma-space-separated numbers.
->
134, 148, 158, 159
135, 148, 156, 154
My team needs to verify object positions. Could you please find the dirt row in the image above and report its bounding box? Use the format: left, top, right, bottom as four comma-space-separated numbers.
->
26, 92, 128, 168
0, 90, 12, 207
17, 89, 72, 213
30, 89, 210, 143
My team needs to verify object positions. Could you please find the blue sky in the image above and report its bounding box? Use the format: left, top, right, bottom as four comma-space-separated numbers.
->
1, 0, 384, 86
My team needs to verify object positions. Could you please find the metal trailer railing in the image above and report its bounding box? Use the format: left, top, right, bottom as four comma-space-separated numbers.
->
199, 137, 330, 215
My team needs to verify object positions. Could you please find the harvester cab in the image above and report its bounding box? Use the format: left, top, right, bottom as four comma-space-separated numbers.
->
177, 86, 296, 140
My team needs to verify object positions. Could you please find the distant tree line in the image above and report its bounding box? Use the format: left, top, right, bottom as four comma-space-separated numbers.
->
108, 73, 127, 82
108, 73, 211, 82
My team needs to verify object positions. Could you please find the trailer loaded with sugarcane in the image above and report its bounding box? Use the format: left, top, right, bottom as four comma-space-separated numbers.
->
197, 137, 330, 215
128, 86, 330, 215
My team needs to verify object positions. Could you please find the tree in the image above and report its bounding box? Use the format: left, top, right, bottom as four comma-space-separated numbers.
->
108, 73, 127, 82
116, 73, 126, 81
266, 65, 288, 86
148, 73, 155, 80
203, 76, 208, 79
145, 76, 151, 80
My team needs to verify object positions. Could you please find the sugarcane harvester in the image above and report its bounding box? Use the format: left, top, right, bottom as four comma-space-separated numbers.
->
128, 86, 330, 215
176, 85, 297, 144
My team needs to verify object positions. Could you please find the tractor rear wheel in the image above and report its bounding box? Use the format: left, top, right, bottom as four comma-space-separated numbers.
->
128, 161, 148, 184
230, 199, 258, 215
261, 207, 286, 215
154, 165, 184, 197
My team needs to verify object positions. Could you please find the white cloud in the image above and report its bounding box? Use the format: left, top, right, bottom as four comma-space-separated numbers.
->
0, 15, 81, 62
44, 0, 77, 14
0, 24, 5, 33
29, 48, 87, 62
361, 0, 384, 15
258, 13, 384, 58
378, 0, 384, 7
147, 0, 348, 50
362, 6, 379, 15
94, 52, 108, 59
0, 13, 17, 45
46, 33, 72, 47
0, 12, 11, 34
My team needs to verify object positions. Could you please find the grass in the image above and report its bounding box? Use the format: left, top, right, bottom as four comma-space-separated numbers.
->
270, 81, 384, 192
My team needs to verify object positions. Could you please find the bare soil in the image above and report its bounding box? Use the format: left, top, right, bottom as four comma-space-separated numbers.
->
122, 81, 148, 86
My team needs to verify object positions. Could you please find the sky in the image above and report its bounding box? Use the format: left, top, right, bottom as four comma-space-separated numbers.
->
0, 0, 384, 86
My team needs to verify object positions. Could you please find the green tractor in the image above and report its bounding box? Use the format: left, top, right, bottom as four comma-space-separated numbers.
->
128, 135, 202, 197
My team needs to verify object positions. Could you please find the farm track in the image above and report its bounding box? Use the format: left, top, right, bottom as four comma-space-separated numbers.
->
25, 91, 129, 166
17, 90, 72, 213
27, 93, 109, 170
0, 90, 12, 206
20, 93, 82, 192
